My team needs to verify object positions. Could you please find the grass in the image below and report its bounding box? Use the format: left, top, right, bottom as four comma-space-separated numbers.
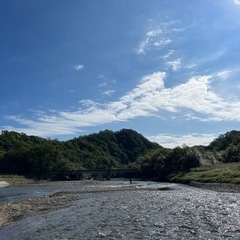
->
178, 162, 240, 184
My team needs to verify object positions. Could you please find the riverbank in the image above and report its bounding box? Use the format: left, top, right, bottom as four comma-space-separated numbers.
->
178, 163, 240, 184
0, 175, 37, 186
0, 191, 75, 227
0, 181, 10, 188
189, 181, 240, 193
0, 181, 141, 228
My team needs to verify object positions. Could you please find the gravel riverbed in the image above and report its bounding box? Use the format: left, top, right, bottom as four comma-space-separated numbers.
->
2, 181, 240, 240
1, 181, 240, 230
0, 181, 140, 227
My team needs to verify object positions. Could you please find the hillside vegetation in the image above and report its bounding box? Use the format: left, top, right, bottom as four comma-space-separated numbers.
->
0, 129, 240, 183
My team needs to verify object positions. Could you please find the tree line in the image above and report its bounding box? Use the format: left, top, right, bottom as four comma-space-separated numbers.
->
0, 129, 240, 181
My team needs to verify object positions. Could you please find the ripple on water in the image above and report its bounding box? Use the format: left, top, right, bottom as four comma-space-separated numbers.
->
1, 182, 240, 239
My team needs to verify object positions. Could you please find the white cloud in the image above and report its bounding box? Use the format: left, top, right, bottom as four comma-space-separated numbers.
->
98, 82, 107, 88
136, 39, 149, 55
185, 63, 196, 69
147, 133, 217, 148
98, 74, 105, 79
166, 58, 182, 71
163, 50, 175, 59
103, 90, 115, 96
165, 57, 196, 71
3, 116, 80, 137
153, 39, 172, 47
4, 71, 240, 139
79, 99, 97, 108
172, 27, 186, 32
97, 74, 116, 89
74, 64, 84, 71
146, 29, 162, 37
136, 27, 171, 54
216, 70, 231, 80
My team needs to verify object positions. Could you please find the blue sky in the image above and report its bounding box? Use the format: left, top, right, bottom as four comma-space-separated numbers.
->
1, 0, 240, 148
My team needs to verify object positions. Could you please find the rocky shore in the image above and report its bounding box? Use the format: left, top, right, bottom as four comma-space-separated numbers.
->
0, 181, 10, 188
0, 191, 78, 228
189, 181, 240, 193
0, 184, 138, 228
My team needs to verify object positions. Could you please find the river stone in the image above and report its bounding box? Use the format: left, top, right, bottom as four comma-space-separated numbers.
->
157, 186, 172, 191
0, 181, 10, 187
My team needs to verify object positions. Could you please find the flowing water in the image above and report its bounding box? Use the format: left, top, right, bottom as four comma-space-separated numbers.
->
1, 181, 240, 239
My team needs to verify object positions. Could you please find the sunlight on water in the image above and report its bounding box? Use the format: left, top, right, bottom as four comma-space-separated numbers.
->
1, 181, 240, 239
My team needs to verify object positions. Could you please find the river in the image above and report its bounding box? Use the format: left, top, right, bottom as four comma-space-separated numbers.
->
1, 180, 240, 239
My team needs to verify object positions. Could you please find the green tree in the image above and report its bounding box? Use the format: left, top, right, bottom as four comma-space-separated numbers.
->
223, 144, 240, 163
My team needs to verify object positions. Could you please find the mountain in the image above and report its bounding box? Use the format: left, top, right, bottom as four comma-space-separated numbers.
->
1, 129, 240, 180
0, 129, 159, 178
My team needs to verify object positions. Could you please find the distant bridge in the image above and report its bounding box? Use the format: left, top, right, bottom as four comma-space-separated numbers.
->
49, 168, 139, 180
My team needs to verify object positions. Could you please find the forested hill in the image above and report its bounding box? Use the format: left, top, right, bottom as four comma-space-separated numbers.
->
0, 129, 159, 178
1, 129, 240, 181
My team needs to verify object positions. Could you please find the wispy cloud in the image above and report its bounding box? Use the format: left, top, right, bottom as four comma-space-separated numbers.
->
147, 133, 218, 148
166, 58, 182, 71
153, 39, 172, 47
135, 27, 172, 54
103, 90, 115, 96
136, 39, 149, 55
79, 99, 96, 107
74, 64, 84, 71
97, 74, 116, 97
165, 56, 196, 71
216, 70, 231, 80
98, 82, 107, 88
163, 50, 175, 59
146, 29, 163, 37
3, 71, 240, 139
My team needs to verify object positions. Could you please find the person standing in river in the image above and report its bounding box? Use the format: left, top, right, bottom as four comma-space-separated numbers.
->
130, 178, 132, 184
